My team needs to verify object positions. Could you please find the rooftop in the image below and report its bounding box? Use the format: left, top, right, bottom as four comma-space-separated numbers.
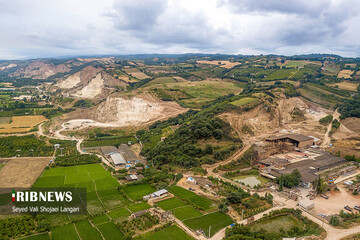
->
110, 152, 126, 165
266, 134, 314, 143
101, 146, 119, 155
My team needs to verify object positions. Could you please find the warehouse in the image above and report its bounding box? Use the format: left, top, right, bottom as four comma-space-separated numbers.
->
265, 134, 315, 148
110, 153, 127, 166
260, 152, 347, 188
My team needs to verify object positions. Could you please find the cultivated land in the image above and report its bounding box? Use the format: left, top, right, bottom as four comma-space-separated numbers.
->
1, 55, 360, 240
0, 157, 51, 190
0, 115, 47, 133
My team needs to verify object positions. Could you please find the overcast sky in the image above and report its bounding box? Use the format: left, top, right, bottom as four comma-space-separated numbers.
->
1, 0, 360, 59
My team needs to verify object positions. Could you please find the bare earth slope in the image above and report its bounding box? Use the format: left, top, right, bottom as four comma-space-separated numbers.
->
55, 66, 128, 99
64, 93, 186, 127
11, 60, 70, 79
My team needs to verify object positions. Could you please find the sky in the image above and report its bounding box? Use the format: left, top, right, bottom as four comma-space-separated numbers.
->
1, 0, 360, 59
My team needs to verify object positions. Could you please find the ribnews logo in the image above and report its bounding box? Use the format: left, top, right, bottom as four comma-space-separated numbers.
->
11, 189, 73, 202
1, 188, 87, 215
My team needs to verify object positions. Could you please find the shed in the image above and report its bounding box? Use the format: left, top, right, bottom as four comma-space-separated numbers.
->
299, 198, 314, 210
131, 210, 147, 219
153, 189, 168, 197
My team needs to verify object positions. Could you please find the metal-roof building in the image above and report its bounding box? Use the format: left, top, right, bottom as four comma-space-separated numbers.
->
110, 153, 126, 165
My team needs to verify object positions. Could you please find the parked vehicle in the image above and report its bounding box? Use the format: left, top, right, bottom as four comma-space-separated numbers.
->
320, 194, 329, 199
345, 205, 352, 211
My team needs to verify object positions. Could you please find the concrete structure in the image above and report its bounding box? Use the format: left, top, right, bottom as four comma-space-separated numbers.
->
260, 151, 347, 189
143, 189, 169, 200
118, 144, 141, 165
110, 152, 126, 166
124, 174, 144, 182
131, 210, 147, 219
266, 134, 314, 148
299, 198, 315, 210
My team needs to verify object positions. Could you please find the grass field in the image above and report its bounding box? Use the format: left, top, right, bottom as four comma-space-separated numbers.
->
231, 174, 269, 187
124, 68, 149, 79
0, 115, 47, 133
183, 211, 233, 237
250, 215, 302, 234
230, 97, 259, 107
51, 224, 80, 240
17, 233, 50, 240
169, 186, 213, 210
97, 222, 124, 240
173, 205, 202, 220
328, 81, 359, 91
0, 163, 5, 172
264, 68, 298, 80
75, 220, 103, 240
157, 197, 186, 210
144, 77, 177, 87
123, 184, 155, 201
33, 164, 123, 214
0, 117, 11, 124
127, 202, 151, 212
140, 225, 194, 240
91, 214, 110, 225
108, 207, 131, 219
143, 79, 244, 108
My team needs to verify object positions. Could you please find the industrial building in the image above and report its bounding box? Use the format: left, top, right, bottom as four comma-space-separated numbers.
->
265, 134, 315, 148
259, 151, 347, 189
118, 144, 142, 165
101, 146, 126, 166
143, 189, 169, 200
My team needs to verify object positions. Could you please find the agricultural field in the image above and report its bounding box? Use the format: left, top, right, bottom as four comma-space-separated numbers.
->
123, 184, 156, 201
0, 157, 51, 189
127, 202, 151, 212
33, 164, 124, 214
123, 68, 150, 79
17, 233, 50, 240
75, 220, 103, 240
82, 136, 137, 148
144, 77, 177, 87
142, 78, 244, 108
338, 69, 354, 79
139, 225, 194, 240
97, 222, 125, 240
0, 117, 11, 124
197, 60, 241, 69
183, 211, 233, 237
169, 186, 213, 210
0, 115, 47, 133
51, 224, 80, 240
107, 207, 131, 220
328, 81, 359, 91
172, 205, 203, 220
250, 215, 300, 233
264, 68, 298, 80
0, 135, 54, 157
156, 197, 187, 210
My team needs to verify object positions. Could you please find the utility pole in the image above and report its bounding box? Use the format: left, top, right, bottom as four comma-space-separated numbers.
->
209, 226, 211, 238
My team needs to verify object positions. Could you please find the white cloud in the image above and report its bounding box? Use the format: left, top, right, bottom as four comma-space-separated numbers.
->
0, 0, 360, 59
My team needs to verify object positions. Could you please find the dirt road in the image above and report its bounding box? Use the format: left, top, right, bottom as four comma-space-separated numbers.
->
203, 143, 251, 176
321, 109, 340, 148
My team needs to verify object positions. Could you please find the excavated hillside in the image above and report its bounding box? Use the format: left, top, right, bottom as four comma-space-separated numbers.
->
11, 60, 70, 79
220, 97, 330, 140
64, 93, 186, 127
55, 66, 128, 99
